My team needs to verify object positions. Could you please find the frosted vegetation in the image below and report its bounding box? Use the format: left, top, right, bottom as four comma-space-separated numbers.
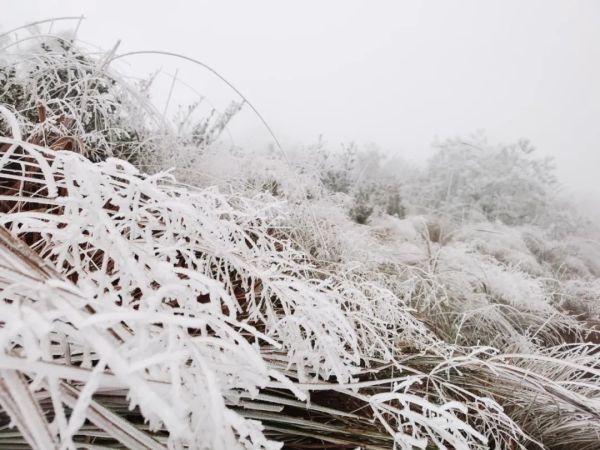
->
0, 23, 599, 450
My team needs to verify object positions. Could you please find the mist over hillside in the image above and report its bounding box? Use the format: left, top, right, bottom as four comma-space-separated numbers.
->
0, 22, 599, 450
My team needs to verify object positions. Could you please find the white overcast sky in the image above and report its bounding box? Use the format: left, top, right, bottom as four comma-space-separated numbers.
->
3, 1, 600, 198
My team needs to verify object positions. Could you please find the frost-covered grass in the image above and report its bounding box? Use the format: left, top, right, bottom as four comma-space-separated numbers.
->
1, 22, 600, 450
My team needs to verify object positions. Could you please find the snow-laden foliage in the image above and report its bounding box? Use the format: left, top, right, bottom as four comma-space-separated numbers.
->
178, 134, 600, 449
0, 30, 240, 168
410, 135, 558, 225
0, 128, 511, 450
1, 25, 600, 450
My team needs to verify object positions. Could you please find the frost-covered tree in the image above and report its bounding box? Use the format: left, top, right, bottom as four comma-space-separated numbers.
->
411, 134, 557, 225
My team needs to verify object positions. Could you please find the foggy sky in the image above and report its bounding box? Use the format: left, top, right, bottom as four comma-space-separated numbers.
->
3, 1, 600, 199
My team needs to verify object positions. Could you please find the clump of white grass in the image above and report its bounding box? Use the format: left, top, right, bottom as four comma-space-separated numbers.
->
0, 125, 508, 449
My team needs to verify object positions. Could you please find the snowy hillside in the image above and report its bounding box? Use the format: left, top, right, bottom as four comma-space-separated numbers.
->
0, 28, 599, 450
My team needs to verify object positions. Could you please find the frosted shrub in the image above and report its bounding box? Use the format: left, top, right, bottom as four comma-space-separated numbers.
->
410, 135, 557, 225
